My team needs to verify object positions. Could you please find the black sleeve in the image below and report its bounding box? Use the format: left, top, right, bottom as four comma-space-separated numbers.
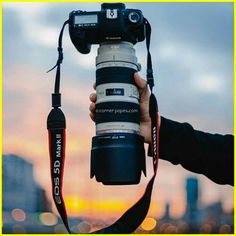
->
150, 117, 234, 186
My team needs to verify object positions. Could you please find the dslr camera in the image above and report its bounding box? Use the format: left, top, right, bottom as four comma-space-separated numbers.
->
69, 3, 147, 185
69, 3, 145, 53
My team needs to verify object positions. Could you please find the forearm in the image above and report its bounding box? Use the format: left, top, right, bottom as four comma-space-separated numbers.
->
154, 117, 234, 186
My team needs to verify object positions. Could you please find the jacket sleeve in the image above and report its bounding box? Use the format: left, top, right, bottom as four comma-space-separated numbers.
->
150, 117, 234, 186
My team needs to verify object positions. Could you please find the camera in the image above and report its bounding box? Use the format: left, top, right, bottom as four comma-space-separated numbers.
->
69, 3, 145, 54
47, 3, 158, 232
69, 3, 147, 185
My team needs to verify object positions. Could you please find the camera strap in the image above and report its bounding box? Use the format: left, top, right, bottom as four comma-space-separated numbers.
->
47, 18, 159, 234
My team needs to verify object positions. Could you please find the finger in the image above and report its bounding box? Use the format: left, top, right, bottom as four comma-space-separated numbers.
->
134, 72, 150, 103
89, 103, 96, 113
89, 113, 95, 122
134, 72, 147, 89
93, 83, 96, 90
89, 93, 97, 102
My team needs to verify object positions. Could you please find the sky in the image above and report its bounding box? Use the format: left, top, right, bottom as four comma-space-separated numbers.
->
3, 2, 234, 220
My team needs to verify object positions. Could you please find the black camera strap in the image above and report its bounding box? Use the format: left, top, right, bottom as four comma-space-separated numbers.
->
47, 18, 159, 234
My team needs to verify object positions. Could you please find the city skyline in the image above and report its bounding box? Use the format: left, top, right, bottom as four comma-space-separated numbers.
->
3, 2, 233, 221
3, 154, 233, 234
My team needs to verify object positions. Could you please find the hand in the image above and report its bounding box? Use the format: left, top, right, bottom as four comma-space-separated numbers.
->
89, 73, 160, 144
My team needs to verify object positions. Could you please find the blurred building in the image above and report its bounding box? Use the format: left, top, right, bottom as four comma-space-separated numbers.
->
3, 154, 51, 212
186, 177, 199, 212
182, 177, 200, 232
162, 203, 171, 221
2, 154, 87, 233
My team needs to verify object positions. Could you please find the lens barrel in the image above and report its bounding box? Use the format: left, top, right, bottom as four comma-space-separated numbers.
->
90, 41, 146, 185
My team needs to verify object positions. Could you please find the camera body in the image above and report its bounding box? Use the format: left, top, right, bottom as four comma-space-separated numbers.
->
69, 3, 145, 54
68, 3, 147, 185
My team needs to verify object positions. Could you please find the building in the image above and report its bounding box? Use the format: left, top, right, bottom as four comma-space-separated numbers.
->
3, 154, 51, 213
186, 177, 199, 212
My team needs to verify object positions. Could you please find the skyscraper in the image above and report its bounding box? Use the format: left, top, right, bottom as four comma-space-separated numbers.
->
186, 177, 199, 212
3, 154, 51, 212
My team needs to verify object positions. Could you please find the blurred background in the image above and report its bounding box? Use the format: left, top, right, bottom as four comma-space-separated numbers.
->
3, 2, 234, 234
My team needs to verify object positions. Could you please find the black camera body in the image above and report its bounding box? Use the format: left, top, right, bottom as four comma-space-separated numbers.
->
69, 3, 145, 54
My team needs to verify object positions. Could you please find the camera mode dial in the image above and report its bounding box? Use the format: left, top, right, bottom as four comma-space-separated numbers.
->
128, 12, 140, 23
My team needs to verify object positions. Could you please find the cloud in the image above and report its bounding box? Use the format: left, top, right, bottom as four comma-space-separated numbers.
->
68, 45, 98, 70
192, 73, 223, 93
3, 2, 47, 13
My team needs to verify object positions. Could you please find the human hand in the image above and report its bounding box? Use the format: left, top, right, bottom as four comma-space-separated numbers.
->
89, 73, 160, 144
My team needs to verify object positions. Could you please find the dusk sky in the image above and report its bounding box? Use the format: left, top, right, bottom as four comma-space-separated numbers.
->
3, 2, 233, 220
